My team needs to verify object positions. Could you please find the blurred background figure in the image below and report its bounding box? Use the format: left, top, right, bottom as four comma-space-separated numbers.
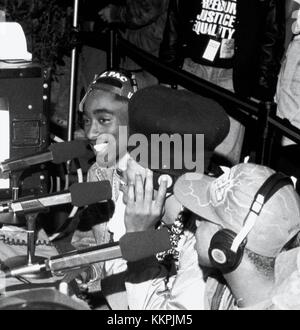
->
276, 0, 300, 146
160, 0, 285, 166
273, 0, 300, 193
98, 0, 169, 88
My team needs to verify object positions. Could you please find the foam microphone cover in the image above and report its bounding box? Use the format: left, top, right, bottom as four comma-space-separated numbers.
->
70, 181, 112, 207
119, 227, 172, 262
49, 141, 88, 164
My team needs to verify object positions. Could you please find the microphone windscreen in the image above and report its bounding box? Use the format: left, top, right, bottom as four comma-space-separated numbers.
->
119, 228, 172, 262
70, 181, 112, 207
49, 141, 88, 164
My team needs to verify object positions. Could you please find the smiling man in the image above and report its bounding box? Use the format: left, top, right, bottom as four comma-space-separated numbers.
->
74, 69, 138, 309
76, 83, 230, 310
79, 70, 136, 168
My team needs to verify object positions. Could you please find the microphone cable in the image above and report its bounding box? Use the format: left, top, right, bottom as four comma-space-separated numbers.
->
47, 137, 86, 241
48, 135, 84, 219
68, 158, 83, 219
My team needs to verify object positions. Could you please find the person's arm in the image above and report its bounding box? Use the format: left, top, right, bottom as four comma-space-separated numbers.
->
99, 0, 168, 29
125, 232, 206, 310
123, 170, 206, 310
254, 0, 286, 101
159, 0, 184, 77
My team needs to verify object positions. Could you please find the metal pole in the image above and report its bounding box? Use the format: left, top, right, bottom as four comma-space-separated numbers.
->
67, 0, 80, 142
26, 213, 38, 265
108, 28, 120, 70
259, 102, 275, 166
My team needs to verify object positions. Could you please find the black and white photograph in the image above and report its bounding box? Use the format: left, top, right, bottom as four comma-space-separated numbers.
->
0, 0, 299, 315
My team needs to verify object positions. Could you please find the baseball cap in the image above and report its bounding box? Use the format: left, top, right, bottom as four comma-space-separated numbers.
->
174, 163, 300, 257
79, 69, 137, 112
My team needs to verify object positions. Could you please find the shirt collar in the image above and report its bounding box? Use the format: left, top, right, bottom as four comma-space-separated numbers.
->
93, 153, 130, 172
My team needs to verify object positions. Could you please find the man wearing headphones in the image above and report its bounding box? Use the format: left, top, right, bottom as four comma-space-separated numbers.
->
125, 161, 300, 309
173, 163, 300, 309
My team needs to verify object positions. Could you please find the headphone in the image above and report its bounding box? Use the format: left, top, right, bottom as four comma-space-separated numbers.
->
208, 172, 293, 273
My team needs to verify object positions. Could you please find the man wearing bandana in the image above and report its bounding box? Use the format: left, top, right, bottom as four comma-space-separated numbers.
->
76, 82, 230, 309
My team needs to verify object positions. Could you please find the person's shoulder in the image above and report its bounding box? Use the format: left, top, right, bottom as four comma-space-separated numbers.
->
270, 247, 300, 310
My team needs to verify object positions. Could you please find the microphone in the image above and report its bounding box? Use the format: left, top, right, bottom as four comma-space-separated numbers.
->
0, 181, 112, 214
119, 228, 172, 262
0, 140, 88, 174
5, 228, 172, 278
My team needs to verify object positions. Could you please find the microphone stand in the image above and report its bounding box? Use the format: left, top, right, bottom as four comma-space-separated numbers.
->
67, 0, 80, 143
4, 209, 52, 280
6, 228, 173, 279
2, 170, 50, 278
65, 0, 79, 180
26, 213, 43, 266
8, 171, 25, 226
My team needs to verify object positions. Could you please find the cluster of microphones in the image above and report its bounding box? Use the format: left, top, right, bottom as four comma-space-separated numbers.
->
0, 141, 171, 279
